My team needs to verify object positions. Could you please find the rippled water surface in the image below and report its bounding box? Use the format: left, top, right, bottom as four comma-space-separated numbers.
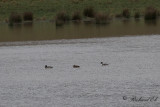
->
0, 35, 160, 107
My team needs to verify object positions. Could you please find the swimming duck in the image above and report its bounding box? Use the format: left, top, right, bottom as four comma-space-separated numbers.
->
101, 62, 109, 66
73, 65, 80, 68
45, 65, 53, 69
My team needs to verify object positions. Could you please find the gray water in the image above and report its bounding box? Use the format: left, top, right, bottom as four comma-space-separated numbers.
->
0, 35, 160, 107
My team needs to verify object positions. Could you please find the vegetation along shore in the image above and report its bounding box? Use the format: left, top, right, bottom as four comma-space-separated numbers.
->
0, 0, 160, 25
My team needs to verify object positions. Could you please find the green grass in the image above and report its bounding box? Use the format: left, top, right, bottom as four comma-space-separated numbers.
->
0, 0, 160, 21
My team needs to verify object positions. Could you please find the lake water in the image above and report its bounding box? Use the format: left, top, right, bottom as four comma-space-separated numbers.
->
0, 17, 160, 107
0, 18, 160, 43
0, 35, 160, 107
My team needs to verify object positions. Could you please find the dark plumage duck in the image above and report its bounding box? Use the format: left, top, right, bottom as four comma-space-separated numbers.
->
101, 62, 109, 66
73, 65, 80, 68
45, 65, 53, 69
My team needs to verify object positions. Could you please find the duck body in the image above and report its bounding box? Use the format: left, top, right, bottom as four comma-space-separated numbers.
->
45, 65, 53, 69
73, 65, 80, 68
101, 62, 109, 66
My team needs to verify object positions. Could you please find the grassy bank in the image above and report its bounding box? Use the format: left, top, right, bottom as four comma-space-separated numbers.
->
0, 0, 160, 21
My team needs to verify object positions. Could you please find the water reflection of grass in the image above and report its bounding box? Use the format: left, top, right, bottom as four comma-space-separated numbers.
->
2, 17, 160, 42
145, 20, 157, 26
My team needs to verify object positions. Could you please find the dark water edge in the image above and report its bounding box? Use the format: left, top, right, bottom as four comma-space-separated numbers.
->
0, 18, 160, 45
0, 35, 158, 47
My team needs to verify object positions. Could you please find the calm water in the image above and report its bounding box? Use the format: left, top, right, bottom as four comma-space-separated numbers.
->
0, 18, 160, 42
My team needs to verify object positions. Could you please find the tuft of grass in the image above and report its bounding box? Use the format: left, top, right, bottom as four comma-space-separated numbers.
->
23, 12, 33, 21
83, 6, 95, 18
72, 11, 82, 21
9, 12, 22, 25
134, 12, 140, 19
55, 11, 70, 26
95, 12, 110, 24
144, 6, 158, 20
56, 11, 70, 22
122, 8, 130, 18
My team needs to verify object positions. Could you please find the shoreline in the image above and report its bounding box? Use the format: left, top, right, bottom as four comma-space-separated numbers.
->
0, 34, 158, 47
